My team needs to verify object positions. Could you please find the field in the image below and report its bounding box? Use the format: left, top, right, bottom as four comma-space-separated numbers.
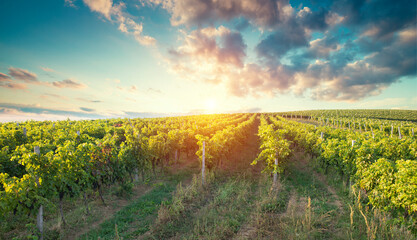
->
1, 110, 416, 239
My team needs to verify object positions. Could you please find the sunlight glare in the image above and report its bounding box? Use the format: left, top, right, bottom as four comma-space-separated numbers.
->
205, 98, 217, 113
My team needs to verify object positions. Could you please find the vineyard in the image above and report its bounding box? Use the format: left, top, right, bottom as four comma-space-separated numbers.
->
0, 110, 416, 239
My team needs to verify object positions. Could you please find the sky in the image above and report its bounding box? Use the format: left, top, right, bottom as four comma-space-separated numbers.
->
0, 0, 416, 121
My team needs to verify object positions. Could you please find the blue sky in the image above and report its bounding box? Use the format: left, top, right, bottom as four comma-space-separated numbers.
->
0, 0, 416, 121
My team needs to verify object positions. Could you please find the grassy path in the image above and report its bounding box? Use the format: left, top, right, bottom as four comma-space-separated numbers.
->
70, 184, 153, 240
74, 161, 199, 239
79, 182, 176, 239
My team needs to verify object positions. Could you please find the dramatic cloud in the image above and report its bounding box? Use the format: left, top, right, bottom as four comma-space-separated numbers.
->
52, 79, 87, 89
160, 0, 416, 101
225, 63, 295, 97
81, 0, 156, 45
166, 25, 247, 87
333, 0, 416, 39
256, 23, 308, 62
145, 0, 294, 28
8, 67, 38, 82
169, 26, 246, 67
306, 36, 341, 59
297, 7, 330, 31
166, 26, 296, 97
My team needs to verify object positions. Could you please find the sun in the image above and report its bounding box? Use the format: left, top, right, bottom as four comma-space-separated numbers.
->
205, 98, 217, 113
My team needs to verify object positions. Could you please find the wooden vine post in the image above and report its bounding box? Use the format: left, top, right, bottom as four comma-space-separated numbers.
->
135, 132, 140, 182
398, 127, 402, 139
34, 146, 43, 240
129, 120, 140, 182
273, 158, 278, 187
202, 141, 206, 185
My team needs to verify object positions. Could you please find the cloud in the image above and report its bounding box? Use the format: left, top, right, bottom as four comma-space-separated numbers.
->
146, 0, 294, 28
130, 85, 137, 92
167, 26, 246, 83
147, 88, 162, 94
365, 28, 417, 76
40, 93, 69, 100
40, 67, 55, 72
186, 109, 206, 115
166, 26, 298, 98
0, 103, 104, 122
0, 108, 88, 122
75, 0, 416, 102
8, 67, 38, 83
76, 97, 102, 103
81, 0, 156, 46
306, 36, 341, 59
226, 63, 295, 97
52, 79, 87, 89
80, 107, 95, 112
332, 0, 416, 39
309, 61, 396, 101
245, 107, 262, 113
116, 85, 138, 92
170, 26, 246, 67
256, 22, 308, 62
0, 82, 27, 90
65, 0, 77, 8
124, 111, 177, 118
357, 98, 408, 108
167, 23, 415, 101
234, 18, 250, 31
0, 72, 11, 82
226, 107, 262, 113
4, 67, 88, 90
296, 7, 330, 31
83, 0, 113, 19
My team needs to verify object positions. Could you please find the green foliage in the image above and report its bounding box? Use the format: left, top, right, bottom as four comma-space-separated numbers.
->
253, 115, 292, 174
273, 111, 417, 223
